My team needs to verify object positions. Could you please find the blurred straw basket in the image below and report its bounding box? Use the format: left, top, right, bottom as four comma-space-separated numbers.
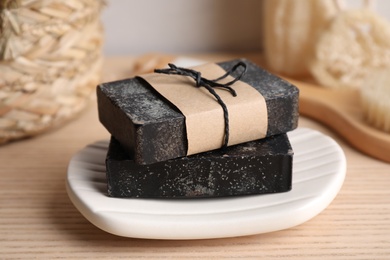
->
0, 0, 105, 144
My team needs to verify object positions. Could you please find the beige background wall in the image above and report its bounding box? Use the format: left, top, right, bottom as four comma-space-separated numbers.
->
101, 0, 263, 55
102, 0, 390, 55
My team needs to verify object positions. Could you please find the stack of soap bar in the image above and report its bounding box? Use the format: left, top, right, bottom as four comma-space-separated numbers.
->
97, 59, 299, 165
106, 133, 293, 198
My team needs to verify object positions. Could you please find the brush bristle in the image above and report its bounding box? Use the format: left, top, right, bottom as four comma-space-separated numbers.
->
361, 70, 390, 133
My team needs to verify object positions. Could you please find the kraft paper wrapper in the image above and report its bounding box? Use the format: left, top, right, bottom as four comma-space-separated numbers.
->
140, 63, 268, 155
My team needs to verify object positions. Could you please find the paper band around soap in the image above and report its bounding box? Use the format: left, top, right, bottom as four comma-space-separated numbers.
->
139, 62, 268, 155
154, 62, 245, 150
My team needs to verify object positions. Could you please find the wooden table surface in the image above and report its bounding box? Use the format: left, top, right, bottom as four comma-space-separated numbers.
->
1, 54, 390, 259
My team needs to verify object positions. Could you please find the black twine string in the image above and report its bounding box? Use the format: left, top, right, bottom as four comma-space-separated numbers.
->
154, 61, 247, 149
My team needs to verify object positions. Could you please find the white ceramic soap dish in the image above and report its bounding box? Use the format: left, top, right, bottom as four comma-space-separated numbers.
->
66, 128, 346, 239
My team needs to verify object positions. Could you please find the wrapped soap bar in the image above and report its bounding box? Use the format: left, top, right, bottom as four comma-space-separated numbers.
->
106, 133, 293, 198
97, 59, 299, 165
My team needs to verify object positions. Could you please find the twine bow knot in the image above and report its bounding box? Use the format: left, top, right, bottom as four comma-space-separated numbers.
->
154, 61, 247, 149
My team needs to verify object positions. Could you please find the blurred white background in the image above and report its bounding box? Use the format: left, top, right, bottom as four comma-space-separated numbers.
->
102, 0, 390, 56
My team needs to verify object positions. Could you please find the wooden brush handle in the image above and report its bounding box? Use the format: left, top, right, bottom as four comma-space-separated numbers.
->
286, 77, 390, 163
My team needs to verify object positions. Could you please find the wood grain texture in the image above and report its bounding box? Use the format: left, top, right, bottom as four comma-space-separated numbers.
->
1, 54, 390, 259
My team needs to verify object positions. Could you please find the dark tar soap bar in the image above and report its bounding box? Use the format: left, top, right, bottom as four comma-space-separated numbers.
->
106, 133, 293, 198
97, 59, 299, 165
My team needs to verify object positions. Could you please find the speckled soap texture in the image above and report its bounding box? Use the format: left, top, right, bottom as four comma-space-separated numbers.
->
97, 59, 299, 165
106, 134, 293, 198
